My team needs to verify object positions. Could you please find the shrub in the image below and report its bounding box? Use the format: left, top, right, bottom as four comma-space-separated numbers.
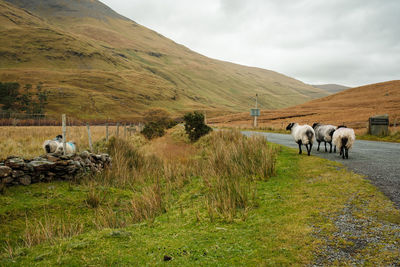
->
183, 112, 212, 142
141, 122, 165, 140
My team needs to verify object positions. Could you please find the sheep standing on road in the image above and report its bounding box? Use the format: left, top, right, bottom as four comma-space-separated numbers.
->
312, 123, 336, 153
332, 126, 355, 159
42, 135, 62, 153
286, 123, 315, 156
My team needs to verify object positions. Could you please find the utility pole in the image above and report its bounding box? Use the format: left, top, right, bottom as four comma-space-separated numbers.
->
254, 93, 258, 128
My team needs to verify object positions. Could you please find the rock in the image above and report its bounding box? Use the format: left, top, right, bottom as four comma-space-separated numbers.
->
45, 154, 60, 162
5, 157, 26, 169
3, 177, 13, 184
29, 160, 56, 171
0, 166, 12, 177
19, 175, 31, 185
12, 170, 25, 178
80, 151, 90, 159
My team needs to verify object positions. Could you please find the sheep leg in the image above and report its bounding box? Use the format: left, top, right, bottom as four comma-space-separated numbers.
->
317, 141, 320, 151
297, 141, 302, 154
324, 142, 327, 152
334, 146, 336, 153
345, 148, 349, 159
308, 143, 312, 156
329, 142, 332, 153
341, 147, 345, 159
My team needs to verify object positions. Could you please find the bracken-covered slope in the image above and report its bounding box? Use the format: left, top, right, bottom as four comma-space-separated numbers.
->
311, 84, 350, 94
209, 80, 400, 133
0, 0, 328, 120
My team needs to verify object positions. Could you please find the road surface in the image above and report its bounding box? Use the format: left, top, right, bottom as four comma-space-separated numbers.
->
242, 131, 400, 208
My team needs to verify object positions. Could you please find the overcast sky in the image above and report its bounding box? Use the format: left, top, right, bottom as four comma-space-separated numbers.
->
101, 0, 400, 87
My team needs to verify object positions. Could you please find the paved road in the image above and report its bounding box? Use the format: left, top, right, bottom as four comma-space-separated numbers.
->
242, 131, 400, 208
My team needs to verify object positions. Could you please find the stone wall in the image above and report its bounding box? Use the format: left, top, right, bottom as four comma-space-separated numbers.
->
0, 151, 111, 187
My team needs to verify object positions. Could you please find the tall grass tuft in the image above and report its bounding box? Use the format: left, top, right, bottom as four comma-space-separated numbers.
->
199, 130, 277, 221
23, 215, 84, 247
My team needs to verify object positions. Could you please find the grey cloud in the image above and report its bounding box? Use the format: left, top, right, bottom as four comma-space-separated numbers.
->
101, 0, 400, 87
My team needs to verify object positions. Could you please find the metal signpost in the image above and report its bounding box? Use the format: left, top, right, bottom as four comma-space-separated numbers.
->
251, 94, 260, 127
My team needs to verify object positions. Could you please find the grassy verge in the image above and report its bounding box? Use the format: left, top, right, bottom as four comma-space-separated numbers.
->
1, 129, 399, 265
356, 131, 400, 143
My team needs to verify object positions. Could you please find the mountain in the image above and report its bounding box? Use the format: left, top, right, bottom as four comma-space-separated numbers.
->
311, 84, 350, 94
0, 0, 328, 120
209, 80, 400, 133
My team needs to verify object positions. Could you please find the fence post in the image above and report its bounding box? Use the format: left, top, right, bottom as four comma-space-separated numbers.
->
116, 122, 120, 137
124, 124, 127, 139
86, 123, 93, 152
62, 114, 67, 156
106, 123, 109, 142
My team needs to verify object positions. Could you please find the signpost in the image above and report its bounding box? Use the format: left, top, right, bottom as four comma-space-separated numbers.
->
250, 94, 260, 127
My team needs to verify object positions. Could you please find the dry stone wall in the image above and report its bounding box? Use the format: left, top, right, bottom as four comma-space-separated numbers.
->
0, 151, 111, 187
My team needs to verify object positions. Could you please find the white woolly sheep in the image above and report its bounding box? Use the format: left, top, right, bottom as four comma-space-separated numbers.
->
55, 141, 77, 155
312, 123, 337, 153
42, 135, 62, 153
286, 122, 315, 156
332, 126, 355, 159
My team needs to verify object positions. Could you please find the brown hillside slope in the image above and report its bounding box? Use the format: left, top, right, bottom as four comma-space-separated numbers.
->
0, 0, 327, 120
209, 80, 400, 134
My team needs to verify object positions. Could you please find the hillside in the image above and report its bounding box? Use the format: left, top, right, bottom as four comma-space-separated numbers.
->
209, 80, 400, 133
311, 84, 350, 94
0, 0, 327, 120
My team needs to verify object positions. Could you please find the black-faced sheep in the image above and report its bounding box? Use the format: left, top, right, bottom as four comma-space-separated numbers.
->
42, 135, 62, 153
312, 123, 336, 153
332, 126, 355, 159
55, 141, 77, 155
286, 123, 315, 156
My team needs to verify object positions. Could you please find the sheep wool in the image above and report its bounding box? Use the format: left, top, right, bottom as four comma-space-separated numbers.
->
286, 123, 315, 156
332, 127, 355, 159
42, 135, 63, 153
55, 142, 77, 155
312, 123, 337, 153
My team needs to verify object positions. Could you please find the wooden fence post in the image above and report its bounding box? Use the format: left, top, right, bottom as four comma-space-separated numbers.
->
106, 123, 109, 142
116, 122, 120, 137
86, 123, 93, 152
62, 114, 67, 156
124, 124, 127, 139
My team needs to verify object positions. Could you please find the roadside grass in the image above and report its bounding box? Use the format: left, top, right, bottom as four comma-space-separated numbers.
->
1, 137, 399, 265
356, 130, 400, 143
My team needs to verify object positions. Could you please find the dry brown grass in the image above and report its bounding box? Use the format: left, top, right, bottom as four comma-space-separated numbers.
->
209, 80, 400, 135
0, 125, 127, 158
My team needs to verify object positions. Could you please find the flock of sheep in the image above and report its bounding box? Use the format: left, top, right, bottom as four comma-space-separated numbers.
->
43, 135, 76, 154
286, 122, 356, 159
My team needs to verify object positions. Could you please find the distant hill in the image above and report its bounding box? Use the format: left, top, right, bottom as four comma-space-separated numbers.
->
311, 84, 350, 94
0, 0, 328, 120
209, 80, 400, 133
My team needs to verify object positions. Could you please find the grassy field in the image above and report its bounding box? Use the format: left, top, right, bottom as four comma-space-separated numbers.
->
1, 126, 399, 265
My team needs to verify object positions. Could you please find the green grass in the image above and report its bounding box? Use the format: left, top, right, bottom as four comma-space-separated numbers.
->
356, 131, 400, 143
1, 146, 399, 265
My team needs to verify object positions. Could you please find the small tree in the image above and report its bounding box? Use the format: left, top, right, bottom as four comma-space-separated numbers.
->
183, 111, 212, 142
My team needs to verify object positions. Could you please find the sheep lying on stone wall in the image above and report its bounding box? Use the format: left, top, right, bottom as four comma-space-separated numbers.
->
286, 122, 315, 156
312, 123, 337, 153
42, 135, 62, 153
332, 126, 356, 159
55, 141, 77, 154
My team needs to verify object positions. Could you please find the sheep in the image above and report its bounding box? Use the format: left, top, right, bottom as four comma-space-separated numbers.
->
312, 123, 337, 153
55, 141, 77, 155
286, 122, 315, 156
43, 135, 63, 153
332, 126, 355, 159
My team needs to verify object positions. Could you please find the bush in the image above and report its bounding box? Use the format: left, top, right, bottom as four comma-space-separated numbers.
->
183, 112, 212, 142
141, 122, 165, 140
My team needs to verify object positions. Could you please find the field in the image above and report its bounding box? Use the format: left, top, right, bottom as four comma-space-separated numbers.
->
1, 126, 400, 265
209, 80, 400, 136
